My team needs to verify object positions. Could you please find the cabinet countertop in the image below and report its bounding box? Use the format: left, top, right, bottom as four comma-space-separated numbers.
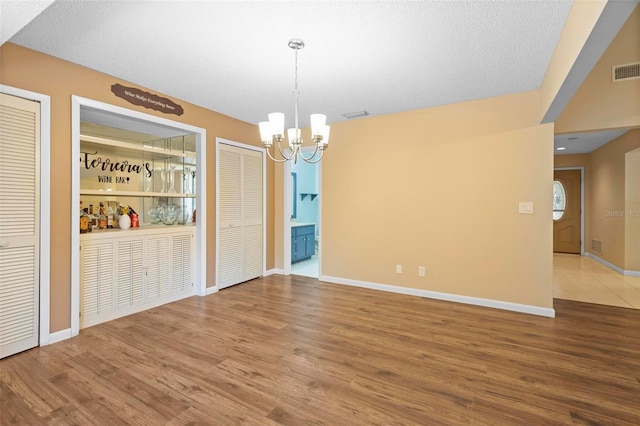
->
291, 222, 315, 228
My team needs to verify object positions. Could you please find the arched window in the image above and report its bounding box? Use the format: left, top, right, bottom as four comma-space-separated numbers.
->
553, 181, 566, 220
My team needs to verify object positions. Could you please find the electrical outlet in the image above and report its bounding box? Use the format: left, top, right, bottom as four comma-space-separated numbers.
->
396, 264, 402, 274
418, 266, 426, 277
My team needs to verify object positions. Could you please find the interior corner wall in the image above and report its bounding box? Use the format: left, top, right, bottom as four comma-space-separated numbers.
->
589, 129, 640, 270
554, 153, 591, 252
321, 91, 554, 310
0, 43, 272, 333
555, 4, 640, 133
626, 148, 640, 271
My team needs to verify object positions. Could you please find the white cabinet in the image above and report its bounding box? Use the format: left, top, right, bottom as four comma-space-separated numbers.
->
80, 227, 194, 329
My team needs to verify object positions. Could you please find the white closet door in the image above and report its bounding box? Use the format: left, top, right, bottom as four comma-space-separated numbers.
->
0, 93, 40, 359
218, 144, 263, 289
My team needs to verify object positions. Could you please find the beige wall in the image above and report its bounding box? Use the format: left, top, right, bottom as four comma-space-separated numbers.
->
539, 0, 608, 121
590, 129, 640, 269
626, 148, 640, 271
555, 5, 640, 133
314, 91, 554, 309
0, 43, 275, 333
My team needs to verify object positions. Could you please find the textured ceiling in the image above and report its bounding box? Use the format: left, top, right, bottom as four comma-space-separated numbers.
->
4, 0, 574, 129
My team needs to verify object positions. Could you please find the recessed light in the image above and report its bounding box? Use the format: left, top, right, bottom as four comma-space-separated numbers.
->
556, 147, 567, 151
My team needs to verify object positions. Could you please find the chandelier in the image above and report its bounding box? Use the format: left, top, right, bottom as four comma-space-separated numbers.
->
258, 39, 330, 164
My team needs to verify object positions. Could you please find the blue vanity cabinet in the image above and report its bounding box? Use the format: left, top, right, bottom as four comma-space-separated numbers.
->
291, 224, 315, 263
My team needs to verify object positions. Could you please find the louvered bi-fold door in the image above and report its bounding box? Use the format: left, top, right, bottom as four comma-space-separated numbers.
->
145, 236, 170, 301
243, 153, 263, 279
80, 242, 114, 328
0, 93, 40, 359
117, 239, 144, 310
218, 144, 263, 289
172, 233, 192, 295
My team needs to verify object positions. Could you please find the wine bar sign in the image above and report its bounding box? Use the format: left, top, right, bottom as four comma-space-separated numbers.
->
111, 83, 184, 116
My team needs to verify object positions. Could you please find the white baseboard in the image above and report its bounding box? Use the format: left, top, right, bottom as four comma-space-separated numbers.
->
47, 328, 72, 345
264, 268, 284, 276
319, 275, 555, 318
585, 252, 640, 276
205, 286, 218, 295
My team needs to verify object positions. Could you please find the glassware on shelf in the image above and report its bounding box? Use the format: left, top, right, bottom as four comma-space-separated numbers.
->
162, 204, 178, 225
159, 168, 167, 193
143, 170, 153, 192
147, 205, 163, 224
167, 165, 177, 194
183, 167, 192, 194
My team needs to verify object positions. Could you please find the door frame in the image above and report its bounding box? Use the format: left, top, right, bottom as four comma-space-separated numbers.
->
554, 167, 585, 255
0, 85, 51, 346
215, 138, 267, 289
70, 96, 207, 336
283, 149, 322, 277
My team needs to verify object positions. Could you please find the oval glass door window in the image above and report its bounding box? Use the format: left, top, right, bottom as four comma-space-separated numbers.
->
553, 180, 566, 220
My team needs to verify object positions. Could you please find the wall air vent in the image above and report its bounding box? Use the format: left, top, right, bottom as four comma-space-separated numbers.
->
343, 110, 369, 119
591, 239, 603, 256
612, 62, 640, 82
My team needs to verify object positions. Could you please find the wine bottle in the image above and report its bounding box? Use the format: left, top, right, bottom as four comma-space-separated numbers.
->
98, 203, 107, 230
80, 201, 89, 234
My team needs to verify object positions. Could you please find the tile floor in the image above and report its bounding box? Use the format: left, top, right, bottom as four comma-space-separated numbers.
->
553, 253, 640, 309
290, 255, 319, 278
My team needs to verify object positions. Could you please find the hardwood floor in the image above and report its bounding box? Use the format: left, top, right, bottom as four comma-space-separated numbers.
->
2, 275, 639, 425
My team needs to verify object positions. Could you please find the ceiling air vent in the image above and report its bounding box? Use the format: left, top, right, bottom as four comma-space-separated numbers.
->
612, 62, 640, 82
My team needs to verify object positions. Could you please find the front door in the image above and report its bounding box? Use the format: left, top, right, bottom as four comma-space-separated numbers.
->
553, 169, 581, 254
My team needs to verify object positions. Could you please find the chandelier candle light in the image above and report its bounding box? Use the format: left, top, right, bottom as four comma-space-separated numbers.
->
259, 39, 330, 163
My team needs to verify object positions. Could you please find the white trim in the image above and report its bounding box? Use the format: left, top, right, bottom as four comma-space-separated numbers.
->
284, 159, 292, 275
554, 167, 585, 255
320, 275, 556, 318
585, 252, 640, 276
71, 96, 207, 336
48, 328, 72, 345
215, 138, 267, 288
0, 85, 51, 346
206, 286, 219, 295
264, 268, 284, 276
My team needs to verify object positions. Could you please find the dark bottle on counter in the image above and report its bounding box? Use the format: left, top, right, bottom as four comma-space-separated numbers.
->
98, 203, 107, 229
80, 201, 89, 234
88, 204, 97, 231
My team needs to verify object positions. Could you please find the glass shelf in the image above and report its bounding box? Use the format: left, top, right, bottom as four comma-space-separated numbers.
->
80, 134, 196, 162
80, 190, 196, 198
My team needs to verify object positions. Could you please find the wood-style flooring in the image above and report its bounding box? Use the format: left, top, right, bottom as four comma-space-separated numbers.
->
2, 274, 639, 425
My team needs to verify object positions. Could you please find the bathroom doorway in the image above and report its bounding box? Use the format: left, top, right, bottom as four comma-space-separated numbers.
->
287, 149, 321, 278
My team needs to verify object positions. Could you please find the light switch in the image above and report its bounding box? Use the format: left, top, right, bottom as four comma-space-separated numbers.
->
519, 202, 534, 214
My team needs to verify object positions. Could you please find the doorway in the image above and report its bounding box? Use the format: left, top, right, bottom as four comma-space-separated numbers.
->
553, 169, 582, 254
289, 156, 320, 278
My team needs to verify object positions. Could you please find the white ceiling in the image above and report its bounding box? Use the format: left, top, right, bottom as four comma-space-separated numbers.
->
3, 0, 636, 155
2, 0, 574, 130
554, 129, 630, 155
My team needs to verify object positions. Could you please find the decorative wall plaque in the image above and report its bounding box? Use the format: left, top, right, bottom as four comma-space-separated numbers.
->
111, 83, 184, 116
